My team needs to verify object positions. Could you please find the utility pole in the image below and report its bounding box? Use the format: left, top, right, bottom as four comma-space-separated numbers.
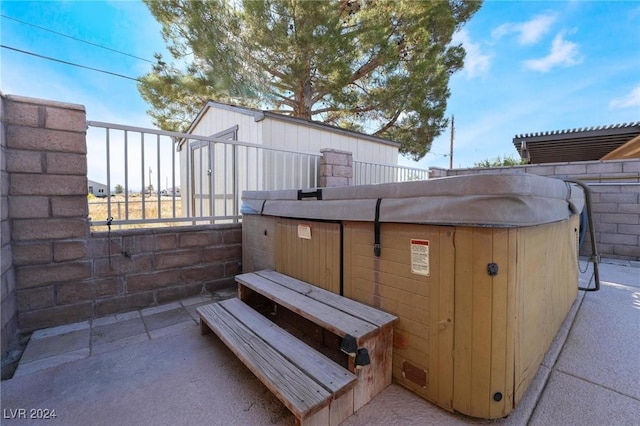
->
148, 167, 152, 195
449, 115, 454, 170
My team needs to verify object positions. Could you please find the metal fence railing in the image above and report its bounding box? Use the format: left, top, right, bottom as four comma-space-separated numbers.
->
353, 161, 430, 185
87, 121, 320, 229
87, 122, 430, 229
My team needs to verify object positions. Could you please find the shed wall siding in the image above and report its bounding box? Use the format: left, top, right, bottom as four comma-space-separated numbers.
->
190, 107, 261, 144
183, 105, 399, 203
192, 105, 399, 165
261, 116, 398, 164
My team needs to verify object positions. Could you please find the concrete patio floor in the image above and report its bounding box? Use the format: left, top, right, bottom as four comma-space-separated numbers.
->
1, 259, 639, 425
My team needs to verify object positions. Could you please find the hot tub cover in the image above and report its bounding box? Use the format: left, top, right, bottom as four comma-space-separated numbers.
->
242, 174, 585, 227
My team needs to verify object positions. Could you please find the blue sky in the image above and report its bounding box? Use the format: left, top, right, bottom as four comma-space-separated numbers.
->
2, 0, 639, 175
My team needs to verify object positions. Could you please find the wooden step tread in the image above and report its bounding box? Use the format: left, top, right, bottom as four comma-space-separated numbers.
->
218, 298, 357, 394
236, 272, 382, 341
255, 270, 397, 328
197, 299, 355, 419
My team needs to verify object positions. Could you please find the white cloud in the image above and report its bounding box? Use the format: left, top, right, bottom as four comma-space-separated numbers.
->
610, 84, 640, 109
492, 13, 557, 45
523, 32, 581, 72
452, 29, 491, 78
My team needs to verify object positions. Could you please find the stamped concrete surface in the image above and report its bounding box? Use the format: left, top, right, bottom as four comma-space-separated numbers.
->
530, 260, 640, 426
2, 325, 292, 426
1, 261, 639, 425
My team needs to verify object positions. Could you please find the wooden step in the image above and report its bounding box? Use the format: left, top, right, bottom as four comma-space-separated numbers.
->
254, 270, 397, 328
198, 298, 357, 425
236, 270, 398, 413
236, 271, 388, 343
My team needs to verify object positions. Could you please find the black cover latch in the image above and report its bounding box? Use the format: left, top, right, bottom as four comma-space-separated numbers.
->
297, 189, 322, 200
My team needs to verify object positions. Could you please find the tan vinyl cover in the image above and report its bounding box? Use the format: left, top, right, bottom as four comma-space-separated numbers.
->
242, 174, 584, 227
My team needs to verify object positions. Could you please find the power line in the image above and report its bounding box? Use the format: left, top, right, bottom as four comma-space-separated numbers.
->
1, 45, 141, 82
1, 13, 156, 64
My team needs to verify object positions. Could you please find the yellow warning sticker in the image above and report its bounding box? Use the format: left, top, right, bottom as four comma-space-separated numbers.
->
410, 239, 430, 276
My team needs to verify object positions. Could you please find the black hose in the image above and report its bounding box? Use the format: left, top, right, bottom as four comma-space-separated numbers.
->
579, 208, 588, 247
563, 179, 600, 291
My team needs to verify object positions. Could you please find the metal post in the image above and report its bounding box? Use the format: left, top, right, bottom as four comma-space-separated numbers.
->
124, 130, 129, 220
106, 128, 112, 220
233, 144, 239, 223
449, 115, 454, 170
156, 134, 161, 218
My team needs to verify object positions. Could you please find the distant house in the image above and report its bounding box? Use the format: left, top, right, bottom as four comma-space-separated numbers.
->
513, 122, 640, 164
159, 187, 181, 197
179, 101, 401, 217
88, 180, 108, 198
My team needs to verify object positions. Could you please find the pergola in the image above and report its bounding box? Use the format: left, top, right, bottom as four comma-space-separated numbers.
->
513, 122, 640, 164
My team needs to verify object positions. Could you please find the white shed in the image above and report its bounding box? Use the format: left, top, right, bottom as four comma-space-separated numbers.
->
88, 179, 109, 198
178, 101, 400, 220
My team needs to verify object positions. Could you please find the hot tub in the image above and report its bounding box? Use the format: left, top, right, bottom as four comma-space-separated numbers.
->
240, 173, 584, 419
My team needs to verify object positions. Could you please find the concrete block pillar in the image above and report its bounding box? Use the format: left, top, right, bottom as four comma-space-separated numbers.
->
319, 148, 353, 187
3, 95, 91, 331
428, 167, 449, 179
1, 96, 17, 354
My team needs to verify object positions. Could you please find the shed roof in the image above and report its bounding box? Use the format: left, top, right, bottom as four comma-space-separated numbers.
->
88, 179, 107, 187
189, 100, 401, 148
512, 122, 640, 164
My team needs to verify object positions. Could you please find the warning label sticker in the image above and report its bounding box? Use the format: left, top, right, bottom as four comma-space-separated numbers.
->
297, 224, 312, 240
410, 239, 430, 276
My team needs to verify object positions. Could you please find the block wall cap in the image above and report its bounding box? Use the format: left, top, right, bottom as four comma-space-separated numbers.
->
3, 94, 86, 112
320, 148, 353, 155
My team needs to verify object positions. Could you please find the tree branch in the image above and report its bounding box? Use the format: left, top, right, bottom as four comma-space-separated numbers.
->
374, 109, 402, 135
258, 62, 289, 81
351, 56, 382, 82
311, 104, 377, 116
271, 92, 297, 108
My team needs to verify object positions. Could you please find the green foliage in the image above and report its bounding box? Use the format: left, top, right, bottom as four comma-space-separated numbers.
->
474, 155, 527, 168
140, 0, 481, 160
114, 184, 124, 194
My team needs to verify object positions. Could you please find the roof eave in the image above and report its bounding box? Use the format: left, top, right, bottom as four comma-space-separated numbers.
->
186, 100, 401, 149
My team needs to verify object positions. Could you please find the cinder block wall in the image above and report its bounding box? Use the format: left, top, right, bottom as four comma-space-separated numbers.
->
3, 95, 241, 334
15, 224, 240, 331
1, 96, 18, 353
429, 160, 640, 260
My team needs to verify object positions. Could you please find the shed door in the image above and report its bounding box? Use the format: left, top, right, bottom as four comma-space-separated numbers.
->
189, 126, 238, 219
190, 140, 211, 218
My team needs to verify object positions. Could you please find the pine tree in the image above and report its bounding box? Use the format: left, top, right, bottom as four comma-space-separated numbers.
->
139, 0, 481, 160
